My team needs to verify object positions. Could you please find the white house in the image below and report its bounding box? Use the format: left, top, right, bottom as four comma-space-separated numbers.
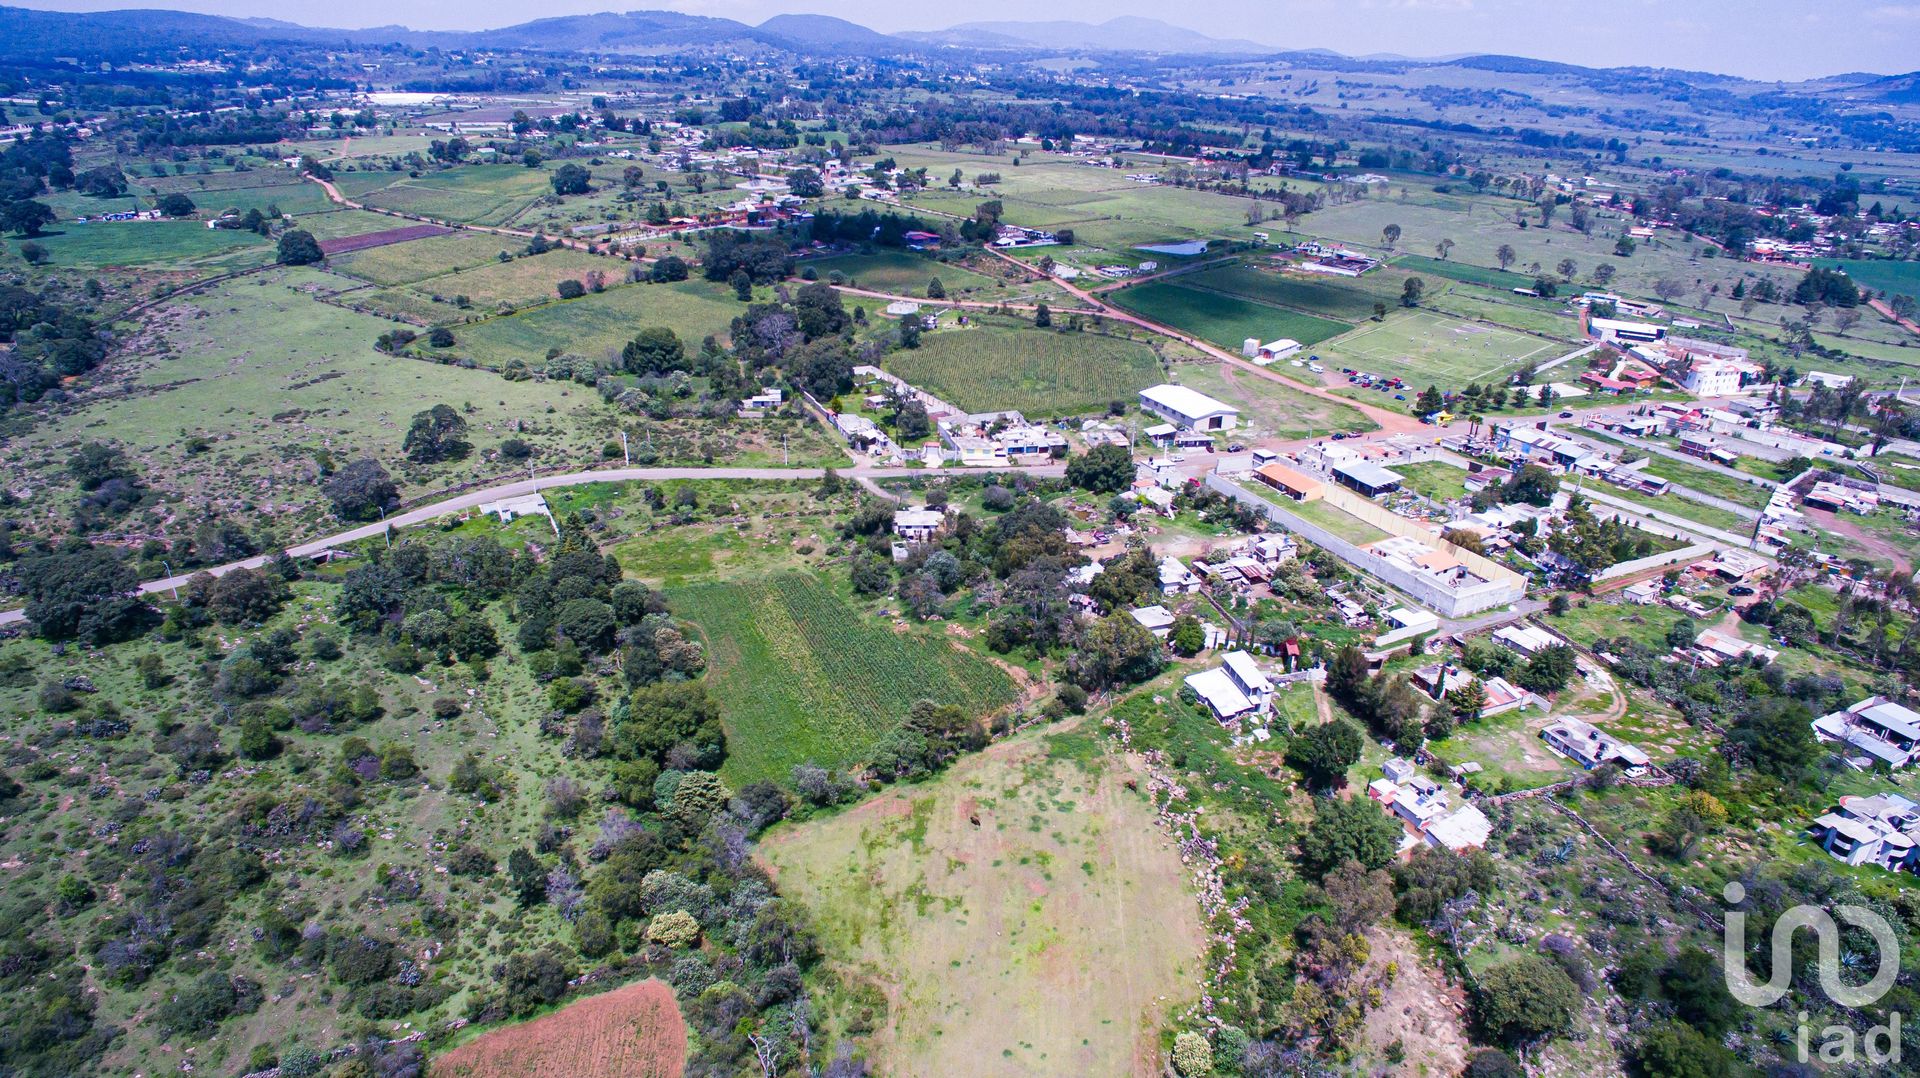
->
1541, 717, 1650, 775
1808, 793, 1920, 871
1184, 650, 1272, 721
1130, 605, 1177, 640
1139, 384, 1240, 433
1813, 697, 1920, 770
1159, 556, 1202, 595
1424, 804, 1493, 852
891, 508, 945, 543
1493, 623, 1559, 657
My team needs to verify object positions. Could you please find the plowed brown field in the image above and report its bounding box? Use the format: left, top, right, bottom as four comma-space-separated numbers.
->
432, 978, 685, 1078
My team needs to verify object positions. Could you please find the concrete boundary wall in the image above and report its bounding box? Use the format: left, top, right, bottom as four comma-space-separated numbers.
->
1594, 543, 1716, 582
1207, 474, 1527, 618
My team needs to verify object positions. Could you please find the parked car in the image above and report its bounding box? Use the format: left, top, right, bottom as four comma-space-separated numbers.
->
1558, 410, 1574, 418
1227, 443, 1247, 453
1394, 394, 1406, 401
1729, 585, 1756, 596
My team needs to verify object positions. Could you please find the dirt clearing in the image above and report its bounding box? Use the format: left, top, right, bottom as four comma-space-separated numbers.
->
761, 730, 1204, 1077
431, 978, 685, 1078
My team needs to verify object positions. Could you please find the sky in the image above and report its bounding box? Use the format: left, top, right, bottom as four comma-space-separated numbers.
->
15, 0, 1920, 81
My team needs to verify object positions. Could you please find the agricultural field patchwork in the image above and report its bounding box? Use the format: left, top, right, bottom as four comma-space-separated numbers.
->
763, 731, 1203, 1078
667, 574, 1022, 786
881, 321, 1164, 416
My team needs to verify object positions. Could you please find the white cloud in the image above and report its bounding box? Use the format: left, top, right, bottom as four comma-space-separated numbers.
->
1868, 3, 1920, 20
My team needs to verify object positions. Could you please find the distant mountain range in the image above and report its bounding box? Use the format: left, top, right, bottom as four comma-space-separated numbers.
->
898, 17, 1278, 55
0, 4, 1909, 88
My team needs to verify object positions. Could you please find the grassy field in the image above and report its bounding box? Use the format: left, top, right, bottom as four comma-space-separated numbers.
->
1258, 489, 1390, 543
329, 231, 527, 286
763, 729, 1203, 1077
346, 165, 556, 227
15, 220, 271, 270
1318, 308, 1561, 386
1176, 261, 1403, 322
667, 574, 1020, 786
1393, 459, 1472, 502
882, 321, 1163, 416
806, 250, 1001, 296
1109, 279, 1353, 351
1575, 432, 1777, 509
409, 248, 617, 309
452, 279, 743, 369
1815, 258, 1920, 298
1169, 359, 1376, 440
0, 268, 628, 539
1391, 253, 1539, 290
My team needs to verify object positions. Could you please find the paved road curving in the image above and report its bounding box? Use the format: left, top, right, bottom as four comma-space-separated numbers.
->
0, 463, 1064, 628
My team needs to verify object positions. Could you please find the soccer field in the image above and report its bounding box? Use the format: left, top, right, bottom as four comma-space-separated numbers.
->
1321, 309, 1562, 385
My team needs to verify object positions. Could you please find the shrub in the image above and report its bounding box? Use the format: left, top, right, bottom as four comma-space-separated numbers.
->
1172, 1031, 1213, 1076
646, 909, 701, 948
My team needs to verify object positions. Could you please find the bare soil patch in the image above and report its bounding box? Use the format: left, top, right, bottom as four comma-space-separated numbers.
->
431, 978, 685, 1078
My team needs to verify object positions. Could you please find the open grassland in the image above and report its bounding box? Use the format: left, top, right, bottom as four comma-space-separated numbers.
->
882, 321, 1163, 416
1296, 184, 1823, 332
346, 164, 556, 226
892, 148, 1257, 258
1178, 261, 1405, 322
806, 250, 1001, 296
763, 730, 1203, 1078
15, 220, 271, 270
1169, 359, 1375, 439
323, 231, 522, 286
452, 279, 743, 369
408, 248, 618, 309
1391, 253, 1539, 290
667, 574, 1020, 787
1110, 280, 1352, 352
1319, 308, 1560, 386
433, 979, 686, 1078
1815, 258, 1920, 298
292, 207, 416, 240
0, 269, 622, 538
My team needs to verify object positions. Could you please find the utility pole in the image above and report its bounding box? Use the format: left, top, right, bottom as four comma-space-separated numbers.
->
782, 432, 788, 465
161, 560, 179, 600
620, 429, 630, 466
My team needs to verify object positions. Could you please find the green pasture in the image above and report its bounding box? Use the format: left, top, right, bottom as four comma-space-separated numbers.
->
326, 231, 522, 287
1178, 261, 1403, 322
805, 250, 1000, 296
1109, 280, 1352, 352
882, 320, 1163, 416
669, 574, 1019, 786
1318, 308, 1560, 385
451, 278, 743, 369
12, 220, 270, 270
